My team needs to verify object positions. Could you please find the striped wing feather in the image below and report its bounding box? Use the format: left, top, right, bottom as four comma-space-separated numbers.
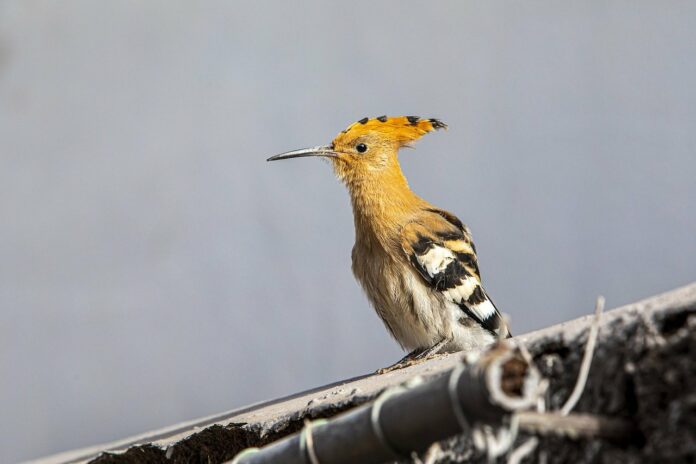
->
401, 208, 509, 337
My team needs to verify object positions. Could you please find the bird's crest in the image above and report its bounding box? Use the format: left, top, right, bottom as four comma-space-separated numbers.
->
333, 115, 447, 147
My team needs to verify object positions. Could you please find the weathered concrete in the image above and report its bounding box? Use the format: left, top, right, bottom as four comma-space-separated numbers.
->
412, 283, 696, 463
27, 282, 696, 464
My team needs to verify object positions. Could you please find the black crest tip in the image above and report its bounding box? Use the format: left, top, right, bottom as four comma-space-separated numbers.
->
429, 118, 448, 130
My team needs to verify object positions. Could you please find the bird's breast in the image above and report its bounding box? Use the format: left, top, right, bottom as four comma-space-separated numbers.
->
351, 240, 446, 350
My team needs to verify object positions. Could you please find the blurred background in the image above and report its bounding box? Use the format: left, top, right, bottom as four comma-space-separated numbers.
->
1, 1, 695, 462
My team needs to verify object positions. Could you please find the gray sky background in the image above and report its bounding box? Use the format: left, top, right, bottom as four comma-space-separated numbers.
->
1, 1, 695, 462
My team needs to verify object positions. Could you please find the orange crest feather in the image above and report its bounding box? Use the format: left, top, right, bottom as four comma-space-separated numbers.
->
333, 115, 447, 147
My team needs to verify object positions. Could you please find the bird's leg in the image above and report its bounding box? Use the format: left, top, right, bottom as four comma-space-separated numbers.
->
376, 338, 448, 374
413, 338, 448, 359
375, 352, 419, 375
397, 348, 426, 364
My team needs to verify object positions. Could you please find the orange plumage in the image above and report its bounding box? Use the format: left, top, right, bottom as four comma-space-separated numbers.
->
333, 115, 447, 147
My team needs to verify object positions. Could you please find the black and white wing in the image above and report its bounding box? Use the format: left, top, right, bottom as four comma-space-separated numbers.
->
401, 208, 510, 338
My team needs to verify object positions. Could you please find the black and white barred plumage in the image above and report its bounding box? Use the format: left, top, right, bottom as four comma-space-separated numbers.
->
402, 208, 509, 340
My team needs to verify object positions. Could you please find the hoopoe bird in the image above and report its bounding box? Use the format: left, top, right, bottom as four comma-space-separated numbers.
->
268, 116, 510, 369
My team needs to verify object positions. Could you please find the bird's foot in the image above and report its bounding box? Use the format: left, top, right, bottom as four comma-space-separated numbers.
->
375, 351, 421, 375
376, 339, 448, 374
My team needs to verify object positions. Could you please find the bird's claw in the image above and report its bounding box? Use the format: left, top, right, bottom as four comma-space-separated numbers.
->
376, 340, 448, 374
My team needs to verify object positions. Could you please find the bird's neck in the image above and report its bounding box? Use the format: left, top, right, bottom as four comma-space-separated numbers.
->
345, 163, 425, 246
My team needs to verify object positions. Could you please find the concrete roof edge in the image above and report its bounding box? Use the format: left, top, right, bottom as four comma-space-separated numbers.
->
25, 281, 696, 464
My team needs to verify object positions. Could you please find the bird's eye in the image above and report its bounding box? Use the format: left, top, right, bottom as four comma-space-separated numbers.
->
356, 143, 368, 153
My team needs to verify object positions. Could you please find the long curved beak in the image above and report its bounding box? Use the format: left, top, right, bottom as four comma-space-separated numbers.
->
267, 145, 337, 162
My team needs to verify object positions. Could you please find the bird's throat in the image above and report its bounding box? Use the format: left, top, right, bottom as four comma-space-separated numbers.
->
345, 165, 424, 245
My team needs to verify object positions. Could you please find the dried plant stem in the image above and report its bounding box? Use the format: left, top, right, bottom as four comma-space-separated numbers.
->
560, 296, 605, 415
516, 411, 634, 442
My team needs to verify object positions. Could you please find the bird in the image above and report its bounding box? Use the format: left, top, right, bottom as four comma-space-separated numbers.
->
268, 115, 510, 370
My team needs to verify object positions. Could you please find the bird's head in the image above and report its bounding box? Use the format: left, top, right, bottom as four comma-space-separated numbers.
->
267, 115, 447, 185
